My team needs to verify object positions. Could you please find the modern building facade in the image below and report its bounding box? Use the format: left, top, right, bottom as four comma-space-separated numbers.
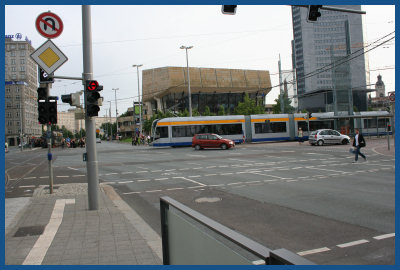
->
291, 5, 370, 114
5, 37, 41, 146
142, 67, 272, 118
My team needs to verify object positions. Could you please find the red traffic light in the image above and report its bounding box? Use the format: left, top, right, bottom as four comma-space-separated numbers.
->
87, 80, 99, 91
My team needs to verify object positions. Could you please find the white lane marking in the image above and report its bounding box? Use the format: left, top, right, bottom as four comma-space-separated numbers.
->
136, 171, 148, 173
121, 171, 134, 174
373, 233, 395, 240
67, 167, 79, 171
23, 177, 37, 179
188, 186, 206, 189
297, 247, 331, 256
166, 187, 184, 191
179, 168, 190, 171
337, 239, 369, 248
56, 176, 69, 178
208, 184, 225, 187
246, 181, 261, 184
227, 182, 243, 185
229, 158, 251, 163
188, 175, 201, 178
165, 169, 176, 171
23, 199, 74, 265
146, 190, 162, 193
102, 181, 115, 184
72, 175, 85, 177
39, 176, 47, 179
206, 166, 217, 168
155, 178, 169, 181
205, 174, 217, 176
105, 173, 118, 175
180, 177, 207, 186
123, 191, 141, 194
221, 173, 233, 175
19, 185, 36, 188
119, 180, 133, 184
138, 179, 150, 182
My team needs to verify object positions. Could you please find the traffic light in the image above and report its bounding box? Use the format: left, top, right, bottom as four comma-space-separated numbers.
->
47, 96, 58, 124
85, 80, 103, 117
221, 5, 237, 15
37, 87, 48, 124
307, 5, 322, 22
61, 92, 81, 107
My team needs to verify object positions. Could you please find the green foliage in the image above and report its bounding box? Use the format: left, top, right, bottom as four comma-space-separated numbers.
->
100, 122, 117, 137
217, 105, 226, 116
272, 93, 295, 114
233, 93, 265, 115
203, 106, 216, 116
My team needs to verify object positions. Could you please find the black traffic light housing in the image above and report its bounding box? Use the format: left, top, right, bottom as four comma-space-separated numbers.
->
47, 96, 58, 124
222, 5, 237, 15
307, 5, 322, 22
85, 80, 103, 117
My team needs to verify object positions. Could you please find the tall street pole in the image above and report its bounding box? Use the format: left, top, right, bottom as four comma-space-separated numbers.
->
113, 88, 119, 136
82, 5, 99, 210
133, 64, 143, 135
180, 46, 193, 117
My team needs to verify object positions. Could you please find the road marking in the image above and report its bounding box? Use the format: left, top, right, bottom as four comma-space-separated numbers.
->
23, 199, 74, 265
297, 247, 331, 256
23, 176, 37, 179
138, 179, 150, 182
56, 176, 69, 178
166, 187, 184, 191
337, 239, 369, 248
121, 171, 134, 174
246, 181, 261, 184
208, 184, 225, 187
206, 166, 217, 168
221, 173, 233, 175
229, 158, 250, 162
188, 175, 201, 178
205, 174, 217, 176
72, 175, 85, 177
155, 178, 169, 181
146, 190, 162, 193
19, 185, 36, 188
373, 233, 395, 240
123, 191, 141, 194
165, 169, 176, 171
67, 167, 79, 171
136, 171, 148, 173
105, 173, 118, 175
188, 185, 206, 189
39, 176, 47, 179
227, 182, 243, 185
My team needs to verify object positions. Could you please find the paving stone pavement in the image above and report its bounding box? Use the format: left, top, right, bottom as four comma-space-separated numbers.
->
5, 183, 162, 265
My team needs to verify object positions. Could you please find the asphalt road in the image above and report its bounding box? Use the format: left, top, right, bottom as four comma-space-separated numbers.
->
5, 139, 395, 265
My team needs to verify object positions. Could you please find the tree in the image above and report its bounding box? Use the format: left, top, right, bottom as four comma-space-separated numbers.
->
203, 106, 216, 116
217, 105, 226, 116
272, 93, 295, 114
233, 93, 265, 115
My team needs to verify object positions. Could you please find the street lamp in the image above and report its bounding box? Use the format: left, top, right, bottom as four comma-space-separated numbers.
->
132, 64, 143, 136
112, 88, 119, 138
180, 45, 193, 117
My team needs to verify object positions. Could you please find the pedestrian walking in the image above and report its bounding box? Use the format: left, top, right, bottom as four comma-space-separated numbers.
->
352, 128, 366, 163
298, 128, 303, 144
5, 141, 8, 153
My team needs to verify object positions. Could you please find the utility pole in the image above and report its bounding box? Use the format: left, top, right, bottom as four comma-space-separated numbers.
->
113, 88, 119, 137
108, 101, 112, 140
82, 5, 99, 210
278, 54, 284, 113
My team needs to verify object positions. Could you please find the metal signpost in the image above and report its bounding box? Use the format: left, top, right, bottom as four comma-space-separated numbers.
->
31, 11, 66, 194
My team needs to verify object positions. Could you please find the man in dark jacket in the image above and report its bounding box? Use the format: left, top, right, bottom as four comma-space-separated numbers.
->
352, 128, 366, 163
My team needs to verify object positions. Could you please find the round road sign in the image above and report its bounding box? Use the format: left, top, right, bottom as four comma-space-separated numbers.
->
389, 92, 395, 102
35, 12, 64, 39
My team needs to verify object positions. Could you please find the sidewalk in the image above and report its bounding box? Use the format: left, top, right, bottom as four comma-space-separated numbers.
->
5, 183, 162, 265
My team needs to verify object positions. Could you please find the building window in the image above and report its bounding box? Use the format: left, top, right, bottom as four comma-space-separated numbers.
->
20, 59, 25, 64
10, 45, 16, 50
20, 51, 26, 56
19, 44, 25, 49
11, 67, 16, 72
11, 74, 16, 80
11, 51, 16, 57
11, 59, 16, 65
20, 66, 25, 72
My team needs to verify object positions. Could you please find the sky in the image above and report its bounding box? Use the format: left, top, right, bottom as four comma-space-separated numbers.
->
4, 5, 396, 118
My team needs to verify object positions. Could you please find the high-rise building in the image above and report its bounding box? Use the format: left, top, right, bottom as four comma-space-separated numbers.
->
291, 5, 370, 114
5, 37, 41, 146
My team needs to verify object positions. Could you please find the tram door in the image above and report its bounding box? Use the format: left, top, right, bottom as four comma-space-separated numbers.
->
244, 115, 252, 142
288, 114, 295, 140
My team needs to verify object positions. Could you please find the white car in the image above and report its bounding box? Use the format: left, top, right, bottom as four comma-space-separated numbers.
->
309, 129, 350, 146
96, 138, 101, 143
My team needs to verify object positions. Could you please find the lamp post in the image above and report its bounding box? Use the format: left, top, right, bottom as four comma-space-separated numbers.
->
112, 88, 119, 138
132, 64, 143, 136
180, 45, 193, 117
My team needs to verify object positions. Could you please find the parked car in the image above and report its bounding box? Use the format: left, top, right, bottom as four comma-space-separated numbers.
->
309, 129, 350, 146
96, 138, 101, 143
192, 133, 235, 150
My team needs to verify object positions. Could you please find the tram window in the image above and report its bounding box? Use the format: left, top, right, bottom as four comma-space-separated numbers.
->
378, 119, 388, 128
297, 121, 308, 131
255, 122, 286, 133
364, 119, 377, 128
156, 127, 168, 138
172, 126, 186, 137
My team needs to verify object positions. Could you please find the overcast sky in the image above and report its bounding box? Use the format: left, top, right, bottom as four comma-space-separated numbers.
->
5, 5, 395, 117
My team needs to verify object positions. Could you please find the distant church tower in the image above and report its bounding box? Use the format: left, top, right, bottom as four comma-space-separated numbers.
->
375, 75, 385, 98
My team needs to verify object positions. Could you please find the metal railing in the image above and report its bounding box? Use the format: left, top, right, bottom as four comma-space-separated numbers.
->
160, 196, 315, 265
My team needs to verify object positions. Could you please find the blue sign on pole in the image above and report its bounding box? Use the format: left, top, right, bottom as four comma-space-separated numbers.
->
46, 131, 52, 139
